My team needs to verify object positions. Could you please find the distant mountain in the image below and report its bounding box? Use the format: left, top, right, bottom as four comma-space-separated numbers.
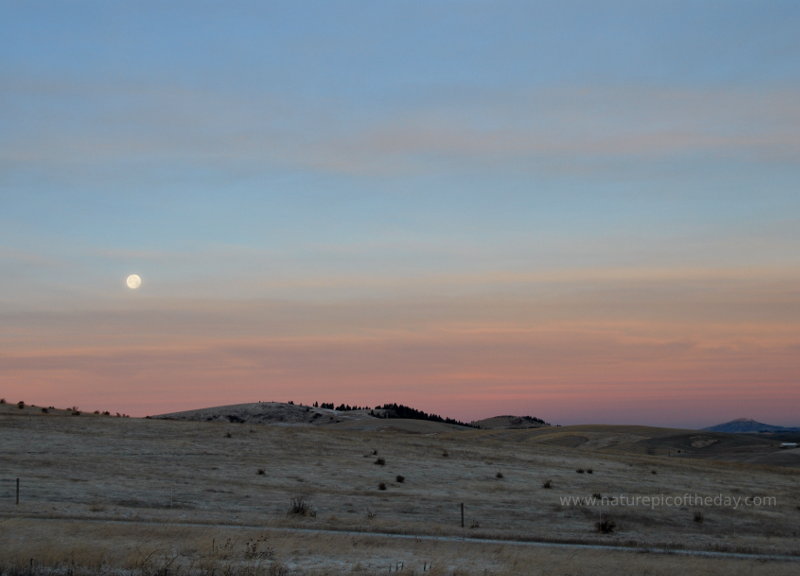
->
704, 418, 800, 434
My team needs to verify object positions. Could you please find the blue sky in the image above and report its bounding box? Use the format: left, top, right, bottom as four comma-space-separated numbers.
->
1, 1, 799, 425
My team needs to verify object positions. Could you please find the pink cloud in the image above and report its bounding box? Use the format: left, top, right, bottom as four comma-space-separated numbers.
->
2, 265, 798, 427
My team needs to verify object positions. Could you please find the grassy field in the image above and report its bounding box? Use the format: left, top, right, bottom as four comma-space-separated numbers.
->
1, 403, 799, 575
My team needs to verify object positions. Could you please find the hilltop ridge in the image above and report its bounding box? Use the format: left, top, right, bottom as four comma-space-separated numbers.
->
153, 401, 549, 432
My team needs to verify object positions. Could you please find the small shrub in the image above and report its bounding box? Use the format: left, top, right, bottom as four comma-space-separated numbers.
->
496, 472, 504, 479
41, 407, 49, 414
378, 482, 387, 491
225, 432, 232, 438
396, 475, 405, 483
470, 520, 480, 529
257, 469, 266, 475
651, 470, 657, 475
693, 510, 704, 524
374, 457, 386, 466
442, 450, 449, 458
576, 468, 585, 474
366, 509, 376, 520
71, 410, 81, 416
542, 479, 553, 489
0, 398, 5, 404
596, 514, 616, 534
17, 401, 25, 409
288, 497, 315, 517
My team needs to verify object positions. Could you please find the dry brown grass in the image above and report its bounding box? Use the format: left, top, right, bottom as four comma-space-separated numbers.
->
1, 407, 799, 575
1, 518, 799, 576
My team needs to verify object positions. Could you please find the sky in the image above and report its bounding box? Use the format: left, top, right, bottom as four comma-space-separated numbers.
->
1, 1, 799, 428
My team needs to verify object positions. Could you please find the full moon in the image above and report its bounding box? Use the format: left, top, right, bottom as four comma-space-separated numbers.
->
126, 274, 142, 290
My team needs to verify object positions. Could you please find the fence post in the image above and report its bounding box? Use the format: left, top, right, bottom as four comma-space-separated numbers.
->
16, 478, 20, 505
460, 502, 464, 528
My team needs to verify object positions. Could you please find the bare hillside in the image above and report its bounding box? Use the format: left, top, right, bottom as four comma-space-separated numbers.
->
154, 401, 474, 432
154, 401, 372, 426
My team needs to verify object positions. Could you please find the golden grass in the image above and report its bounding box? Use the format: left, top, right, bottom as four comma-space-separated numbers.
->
2, 518, 799, 576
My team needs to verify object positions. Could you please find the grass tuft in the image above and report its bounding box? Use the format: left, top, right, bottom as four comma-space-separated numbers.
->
287, 496, 315, 517
596, 513, 616, 534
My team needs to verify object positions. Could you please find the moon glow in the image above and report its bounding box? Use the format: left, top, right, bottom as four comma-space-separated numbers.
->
126, 274, 142, 290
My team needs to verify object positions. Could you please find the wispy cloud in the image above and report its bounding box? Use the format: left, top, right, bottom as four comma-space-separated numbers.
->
338, 87, 800, 169
3, 80, 798, 178
2, 313, 798, 424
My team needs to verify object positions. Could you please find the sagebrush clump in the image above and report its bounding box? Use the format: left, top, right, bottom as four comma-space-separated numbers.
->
287, 497, 315, 517
596, 514, 616, 534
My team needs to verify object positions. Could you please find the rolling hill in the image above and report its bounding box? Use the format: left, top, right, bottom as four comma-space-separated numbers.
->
153, 401, 477, 432
472, 414, 550, 429
154, 401, 550, 431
